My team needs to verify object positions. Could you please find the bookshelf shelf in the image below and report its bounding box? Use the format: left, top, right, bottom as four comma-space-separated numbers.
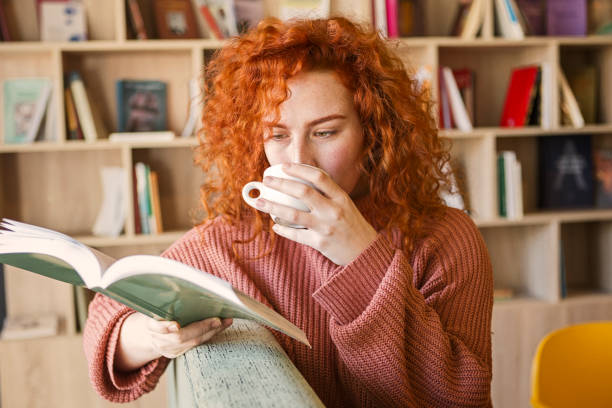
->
1, 0, 612, 407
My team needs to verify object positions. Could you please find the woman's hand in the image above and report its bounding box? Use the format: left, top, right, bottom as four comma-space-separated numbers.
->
115, 312, 233, 371
255, 163, 378, 265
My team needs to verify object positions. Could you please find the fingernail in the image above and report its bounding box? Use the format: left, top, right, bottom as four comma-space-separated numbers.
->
212, 319, 222, 329
169, 323, 179, 333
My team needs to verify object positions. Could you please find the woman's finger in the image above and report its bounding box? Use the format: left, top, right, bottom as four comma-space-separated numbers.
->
280, 163, 345, 200
256, 198, 313, 229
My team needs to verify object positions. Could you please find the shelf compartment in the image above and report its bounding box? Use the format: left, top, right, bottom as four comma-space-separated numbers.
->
561, 220, 612, 297
480, 222, 559, 301
62, 49, 194, 137
439, 44, 556, 128
131, 146, 204, 233
0, 149, 122, 235
560, 44, 612, 125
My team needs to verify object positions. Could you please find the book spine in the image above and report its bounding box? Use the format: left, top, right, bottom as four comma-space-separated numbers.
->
385, 0, 399, 37
132, 168, 142, 234
68, 72, 97, 142
198, 5, 224, 39
442, 67, 473, 131
0, 1, 10, 41
127, 0, 148, 40
373, 0, 388, 36
497, 154, 507, 217
64, 86, 82, 140
149, 171, 163, 233
24, 81, 52, 143
144, 164, 156, 234
547, 0, 587, 36
134, 162, 151, 234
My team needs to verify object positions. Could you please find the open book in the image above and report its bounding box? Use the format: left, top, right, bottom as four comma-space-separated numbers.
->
0, 219, 309, 347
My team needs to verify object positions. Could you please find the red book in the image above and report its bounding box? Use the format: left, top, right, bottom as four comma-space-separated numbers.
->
127, 0, 148, 40
385, 0, 399, 37
500, 65, 539, 127
197, 5, 224, 39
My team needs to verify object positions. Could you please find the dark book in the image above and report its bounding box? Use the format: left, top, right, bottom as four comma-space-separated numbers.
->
0, 264, 6, 331
398, 0, 425, 36
500, 65, 541, 127
593, 149, 612, 208
126, 0, 149, 40
153, 0, 199, 39
515, 0, 545, 35
566, 65, 598, 124
450, 0, 472, 36
116, 80, 167, 132
538, 135, 594, 209
547, 0, 587, 36
0, 0, 10, 41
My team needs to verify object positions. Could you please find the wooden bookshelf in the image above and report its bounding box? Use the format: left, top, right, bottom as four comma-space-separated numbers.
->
1, 0, 612, 406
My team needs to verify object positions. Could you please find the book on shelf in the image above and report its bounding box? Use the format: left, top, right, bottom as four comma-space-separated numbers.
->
234, 0, 265, 33
493, 288, 514, 301
515, 0, 545, 35
0, 0, 10, 41
181, 78, 202, 138
153, 0, 199, 39
593, 149, 612, 208
588, 0, 612, 35
67, 71, 108, 142
547, 0, 587, 36
126, 0, 149, 40
204, 0, 239, 38
497, 150, 523, 219
558, 66, 585, 128
64, 84, 84, 140
499, 65, 541, 128
279, 0, 330, 21
1, 314, 59, 340
116, 79, 168, 133
565, 65, 598, 125
372, 0, 388, 37
134, 162, 163, 235
109, 131, 176, 143
43, 88, 58, 142
385, 0, 399, 37
538, 135, 594, 209
494, 0, 525, 39
0, 219, 310, 347
39, 1, 88, 42
441, 67, 473, 132
0, 265, 5, 332
74, 286, 96, 332
92, 167, 127, 238
452, 0, 487, 39
191, 0, 223, 39
2, 78, 52, 144
397, 0, 424, 37
452, 68, 475, 124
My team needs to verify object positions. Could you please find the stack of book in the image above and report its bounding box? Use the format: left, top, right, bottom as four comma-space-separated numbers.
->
373, 0, 425, 37
133, 162, 164, 235
438, 67, 474, 132
497, 151, 523, 219
64, 71, 108, 141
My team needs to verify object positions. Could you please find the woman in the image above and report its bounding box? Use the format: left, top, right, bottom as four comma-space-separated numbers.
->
84, 16, 493, 407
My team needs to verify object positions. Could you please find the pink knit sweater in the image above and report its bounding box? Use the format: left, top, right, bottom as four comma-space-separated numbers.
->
83, 207, 493, 407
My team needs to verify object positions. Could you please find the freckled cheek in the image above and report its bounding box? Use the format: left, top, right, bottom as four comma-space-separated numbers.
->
318, 146, 362, 190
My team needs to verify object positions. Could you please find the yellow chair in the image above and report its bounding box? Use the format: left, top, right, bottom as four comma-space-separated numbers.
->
530, 321, 612, 408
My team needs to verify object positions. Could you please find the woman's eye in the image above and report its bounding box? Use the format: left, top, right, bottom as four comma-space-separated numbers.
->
314, 130, 336, 138
271, 134, 287, 141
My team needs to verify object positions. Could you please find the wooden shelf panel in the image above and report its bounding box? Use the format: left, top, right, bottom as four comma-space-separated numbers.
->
0, 138, 198, 153
475, 210, 612, 227
441, 124, 612, 139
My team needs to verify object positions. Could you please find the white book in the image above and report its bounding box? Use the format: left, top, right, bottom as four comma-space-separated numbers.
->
24, 81, 52, 143
461, 0, 486, 39
494, 0, 524, 39
43, 89, 58, 141
540, 62, 553, 130
92, 167, 127, 238
513, 160, 523, 218
134, 162, 151, 235
373, 0, 387, 37
68, 73, 98, 142
109, 131, 176, 143
442, 67, 473, 132
558, 66, 585, 128
40, 1, 87, 42
501, 151, 517, 219
181, 78, 202, 138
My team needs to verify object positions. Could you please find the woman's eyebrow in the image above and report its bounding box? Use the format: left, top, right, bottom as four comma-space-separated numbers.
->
266, 114, 347, 129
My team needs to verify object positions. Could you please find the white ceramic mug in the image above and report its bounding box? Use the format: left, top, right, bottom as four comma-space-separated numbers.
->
242, 164, 317, 228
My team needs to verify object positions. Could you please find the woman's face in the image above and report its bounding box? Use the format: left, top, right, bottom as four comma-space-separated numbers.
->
263, 70, 365, 195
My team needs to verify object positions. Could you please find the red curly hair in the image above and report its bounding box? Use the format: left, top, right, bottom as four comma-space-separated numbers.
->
195, 16, 451, 254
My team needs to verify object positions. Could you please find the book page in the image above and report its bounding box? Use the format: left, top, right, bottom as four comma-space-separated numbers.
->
176, 319, 324, 408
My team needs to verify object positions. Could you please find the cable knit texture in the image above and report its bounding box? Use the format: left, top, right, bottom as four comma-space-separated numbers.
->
83, 207, 493, 407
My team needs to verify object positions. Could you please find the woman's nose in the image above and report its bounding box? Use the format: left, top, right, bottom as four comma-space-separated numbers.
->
290, 141, 316, 166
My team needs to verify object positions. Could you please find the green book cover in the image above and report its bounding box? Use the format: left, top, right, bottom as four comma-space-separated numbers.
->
0, 219, 309, 346
497, 154, 507, 217
3, 78, 52, 144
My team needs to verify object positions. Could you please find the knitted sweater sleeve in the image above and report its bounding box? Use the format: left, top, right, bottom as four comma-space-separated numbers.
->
312, 209, 493, 407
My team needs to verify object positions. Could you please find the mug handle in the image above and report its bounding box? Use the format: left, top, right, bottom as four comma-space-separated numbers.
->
242, 181, 263, 209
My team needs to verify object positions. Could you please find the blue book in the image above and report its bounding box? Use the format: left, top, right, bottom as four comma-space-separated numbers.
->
116, 80, 167, 132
